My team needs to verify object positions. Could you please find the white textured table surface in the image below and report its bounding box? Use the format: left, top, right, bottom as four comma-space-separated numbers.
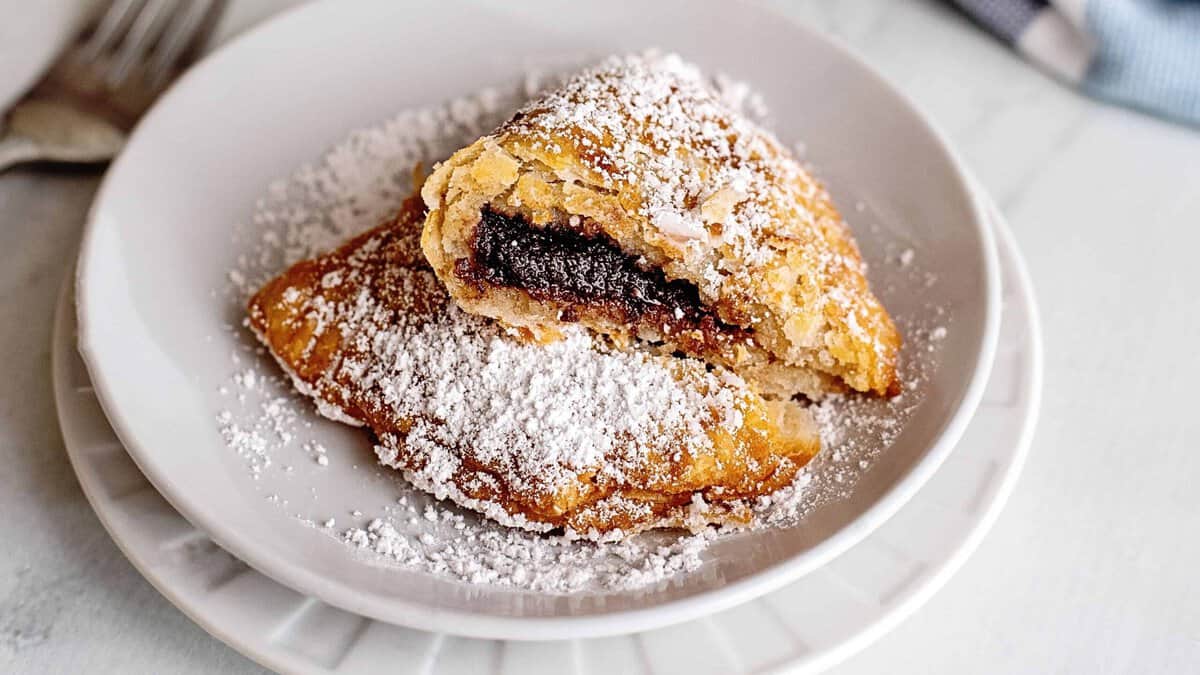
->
3, 1, 1198, 673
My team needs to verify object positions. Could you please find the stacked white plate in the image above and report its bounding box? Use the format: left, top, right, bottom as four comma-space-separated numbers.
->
55, 1, 1042, 672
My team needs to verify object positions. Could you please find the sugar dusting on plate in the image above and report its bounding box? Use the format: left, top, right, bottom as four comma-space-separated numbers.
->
215, 57, 947, 593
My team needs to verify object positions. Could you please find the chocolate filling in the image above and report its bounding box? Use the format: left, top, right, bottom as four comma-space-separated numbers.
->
457, 208, 742, 339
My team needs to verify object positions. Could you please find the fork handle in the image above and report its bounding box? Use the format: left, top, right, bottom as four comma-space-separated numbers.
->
0, 135, 43, 173
0, 100, 127, 173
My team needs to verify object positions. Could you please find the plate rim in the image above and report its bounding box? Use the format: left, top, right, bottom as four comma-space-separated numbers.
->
776, 192, 1042, 674
71, 0, 1004, 639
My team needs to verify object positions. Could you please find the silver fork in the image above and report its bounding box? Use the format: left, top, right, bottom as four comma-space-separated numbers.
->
0, 0, 224, 172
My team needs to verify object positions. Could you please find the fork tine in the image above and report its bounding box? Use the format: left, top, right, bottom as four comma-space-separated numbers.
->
147, 0, 214, 85
81, 0, 147, 62
106, 0, 177, 86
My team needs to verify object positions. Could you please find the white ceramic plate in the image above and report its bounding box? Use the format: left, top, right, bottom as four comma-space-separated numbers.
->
57, 190, 1037, 675
75, 0, 1000, 639
0, 0, 96, 112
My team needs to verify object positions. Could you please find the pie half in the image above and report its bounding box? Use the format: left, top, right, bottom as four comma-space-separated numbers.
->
421, 52, 901, 398
248, 197, 819, 538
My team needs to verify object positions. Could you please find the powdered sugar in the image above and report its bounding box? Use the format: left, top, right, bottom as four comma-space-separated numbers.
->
304, 440, 329, 467
216, 388, 299, 479
340, 501, 713, 593
269, 246, 758, 530
214, 57, 944, 593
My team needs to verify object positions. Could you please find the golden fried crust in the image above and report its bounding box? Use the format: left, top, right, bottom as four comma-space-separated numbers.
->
248, 197, 819, 538
421, 53, 901, 398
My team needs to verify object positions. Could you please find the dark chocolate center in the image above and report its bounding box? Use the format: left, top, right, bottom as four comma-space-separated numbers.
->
459, 208, 726, 332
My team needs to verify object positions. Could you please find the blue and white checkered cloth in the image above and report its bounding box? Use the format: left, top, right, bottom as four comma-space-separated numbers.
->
953, 0, 1200, 126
